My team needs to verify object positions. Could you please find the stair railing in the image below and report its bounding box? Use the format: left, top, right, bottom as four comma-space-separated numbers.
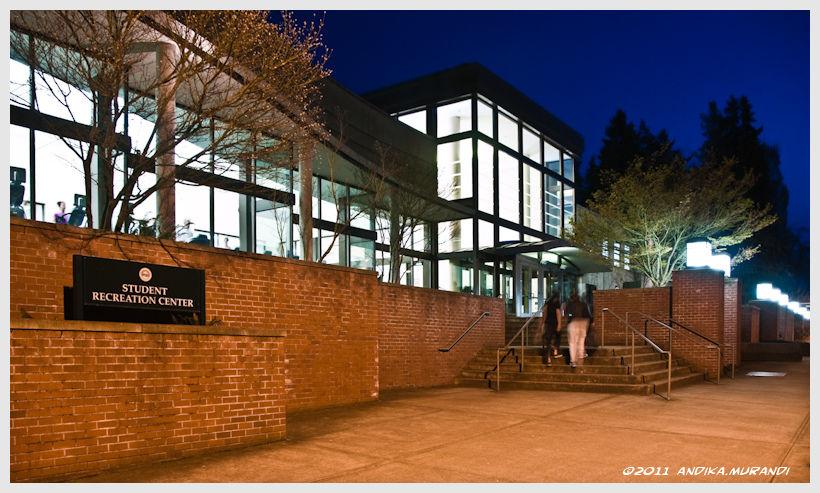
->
668, 318, 734, 380
626, 311, 722, 384
493, 306, 544, 391
602, 308, 672, 400
438, 311, 491, 352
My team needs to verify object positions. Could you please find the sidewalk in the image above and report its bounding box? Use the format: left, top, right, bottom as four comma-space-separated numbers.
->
76, 359, 809, 483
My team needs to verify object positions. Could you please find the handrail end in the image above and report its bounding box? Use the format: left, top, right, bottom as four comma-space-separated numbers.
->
437, 348, 449, 353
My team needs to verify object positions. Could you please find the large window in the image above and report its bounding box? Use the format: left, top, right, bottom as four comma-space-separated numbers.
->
34, 131, 87, 226
10, 125, 31, 220
255, 198, 290, 256
9, 37, 29, 108
498, 151, 519, 223
563, 185, 575, 234
438, 218, 473, 253
477, 141, 493, 214
522, 126, 540, 163
522, 164, 542, 231
544, 141, 561, 175
437, 99, 471, 137
545, 175, 562, 237
397, 108, 426, 134
437, 139, 473, 200
477, 219, 494, 248
563, 153, 575, 181
497, 109, 518, 151
438, 259, 474, 293
476, 96, 493, 138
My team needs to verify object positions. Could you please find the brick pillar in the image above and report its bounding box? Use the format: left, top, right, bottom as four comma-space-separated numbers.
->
671, 269, 724, 379
741, 305, 760, 343
723, 279, 741, 368
776, 306, 787, 341
752, 301, 779, 342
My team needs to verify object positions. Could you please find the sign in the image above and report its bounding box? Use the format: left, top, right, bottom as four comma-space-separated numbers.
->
71, 255, 206, 325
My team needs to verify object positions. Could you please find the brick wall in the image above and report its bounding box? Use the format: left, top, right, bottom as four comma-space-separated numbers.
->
794, 318, 810, 342
378, 283, 504, 390
10, 218, 380, 413
723, 279, 741, 368
741, 305, 760, 343
671, 269, 724, 379
783, 312, 795, 342
10, 320, 285, 482
592, 287, 671, 345
753, 301, 779, 341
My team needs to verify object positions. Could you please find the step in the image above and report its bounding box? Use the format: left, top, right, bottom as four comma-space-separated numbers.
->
646, 372, 706, 393
470, 369, 646, 384
634, 366, 696, 382
479, 378, 653, 396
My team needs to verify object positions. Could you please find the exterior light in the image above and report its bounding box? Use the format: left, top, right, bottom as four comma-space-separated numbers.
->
708, 253, 731, 277
686, 241, 712, 268
768, 288, 782, 303
777, 293, 789, 307
787, 301, 800, 313
756, 283, 773, 300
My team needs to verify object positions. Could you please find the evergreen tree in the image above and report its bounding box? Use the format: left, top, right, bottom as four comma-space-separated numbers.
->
699, 96, 806, 299
580, 109, 680, 204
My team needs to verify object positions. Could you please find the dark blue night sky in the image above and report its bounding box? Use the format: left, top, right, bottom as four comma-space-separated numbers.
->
310, 10, 809, 233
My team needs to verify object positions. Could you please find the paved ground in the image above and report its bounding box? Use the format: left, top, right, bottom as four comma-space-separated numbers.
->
77, 358, 810, 483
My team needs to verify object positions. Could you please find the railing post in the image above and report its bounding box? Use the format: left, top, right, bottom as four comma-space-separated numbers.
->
667, 352, 672, 400
716, 348, 721, 385
496, 348, 501, 392
630, 331, 635, 376
521, 326, 526, 373
601, 309, 606, 347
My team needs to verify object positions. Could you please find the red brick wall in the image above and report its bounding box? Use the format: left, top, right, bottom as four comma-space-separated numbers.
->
794, 318, 810, 342
592, 287, 671, 345
10, 321, 285, 482
10, 219, 380, 413
723, 279, 741, 368
378, 283, 504, 390
753, 301, 779, 341
671, 269, 724, 379
783, 312, 795, 342
741, 305, 760, 343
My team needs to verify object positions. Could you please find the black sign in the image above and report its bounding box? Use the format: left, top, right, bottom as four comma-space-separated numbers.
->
71, 255, 206, 325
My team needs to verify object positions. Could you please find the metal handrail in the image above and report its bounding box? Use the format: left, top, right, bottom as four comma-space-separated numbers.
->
601, 308, 672, 400
437, 311, 491, 352
493, 305, 545, 391
668, 318, 735, 379
626, 311, 723, 384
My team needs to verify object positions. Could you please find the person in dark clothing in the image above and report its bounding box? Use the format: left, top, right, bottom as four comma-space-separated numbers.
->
540, 292, 563, 365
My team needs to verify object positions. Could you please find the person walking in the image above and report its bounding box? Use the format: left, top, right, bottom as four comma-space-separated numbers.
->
565, 290, 592, 369
540, 292, 562, 365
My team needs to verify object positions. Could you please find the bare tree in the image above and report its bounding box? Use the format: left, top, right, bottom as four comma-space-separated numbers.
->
570, 156, 776, 287
11, 10, 328, 239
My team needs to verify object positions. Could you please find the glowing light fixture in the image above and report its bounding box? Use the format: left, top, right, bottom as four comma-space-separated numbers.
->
756, 283, 773, 300
768, 288, 782, 303
686, 241, 712, 268
777, 293, 789, 307
708, 253, 731, 277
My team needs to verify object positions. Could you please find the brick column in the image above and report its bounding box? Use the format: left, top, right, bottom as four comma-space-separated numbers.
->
723, 278, 741, 368
741, 305, 760, 343
752, 301, 779, 342
671, 269, 724, 379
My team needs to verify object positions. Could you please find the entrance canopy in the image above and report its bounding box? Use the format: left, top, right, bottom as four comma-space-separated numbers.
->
484, 239, 612, 275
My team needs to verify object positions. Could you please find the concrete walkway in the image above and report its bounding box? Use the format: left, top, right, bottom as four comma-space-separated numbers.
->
77, 359, 809, 483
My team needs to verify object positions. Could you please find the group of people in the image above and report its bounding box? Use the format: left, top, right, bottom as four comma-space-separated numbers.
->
538, 291, 593, 369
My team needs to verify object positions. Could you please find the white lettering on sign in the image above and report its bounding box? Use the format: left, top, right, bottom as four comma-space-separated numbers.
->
91, 290, 194, 308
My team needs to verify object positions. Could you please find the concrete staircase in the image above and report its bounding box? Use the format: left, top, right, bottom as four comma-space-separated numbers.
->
456, 343, 705, 396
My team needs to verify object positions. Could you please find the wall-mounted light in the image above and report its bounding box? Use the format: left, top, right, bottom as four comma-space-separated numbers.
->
686, 241, 712, 268
768, 288, 782, 303
777, 293, 789, 307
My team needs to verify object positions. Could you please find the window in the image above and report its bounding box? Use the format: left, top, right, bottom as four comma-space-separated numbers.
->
437, 139, 473, 200
9, 34, 30, 108
350, 236, 375, 270
34, 131, 88, 227
545, 175, 561, 237
497, 109, 518, 151
478, 219, 494, 248
213, 188, 244, 250
32, 40, 94, 126
563, 185, 575, 234
477, 141, 493, 214
544, 140, 561, 174
349, 187, 374, 230
498, 151, 519, 223
438, 218, 473, 253
499, 226, 519, 242
438, 259, 474, 293
397, 109, 427, 134
523, 164, 542, 231
522, 126, 540, 163
256, 198, 290, 256
176, 181, 211, 244
437, 99, 471, 137
320, 178, 344, 223
563, 153, 575, 182
476, 96, 493, 138
10, 125, 31, 219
